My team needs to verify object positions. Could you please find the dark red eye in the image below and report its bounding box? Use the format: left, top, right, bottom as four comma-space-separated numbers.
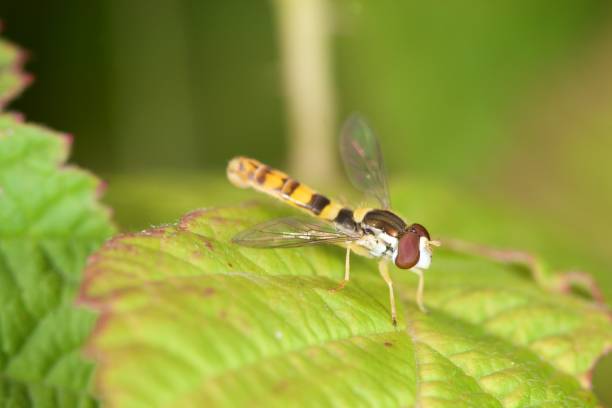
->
408, 223, 430, 240
395, 232, 420, 269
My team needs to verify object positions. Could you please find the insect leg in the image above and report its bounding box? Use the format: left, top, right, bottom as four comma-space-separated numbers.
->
344, 244, 351, 281
413, 268, 427, 313
378, 260, 397, 326
329, 244, 351, 292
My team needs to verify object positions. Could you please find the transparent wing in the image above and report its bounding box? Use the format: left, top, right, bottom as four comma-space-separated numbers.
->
339, 114, 391, 209
232, 217, 362, 248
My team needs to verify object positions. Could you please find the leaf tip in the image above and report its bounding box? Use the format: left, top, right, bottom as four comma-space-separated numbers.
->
0, 39, 32, 108
62, 132, 74, 146
96, 178, 108, 198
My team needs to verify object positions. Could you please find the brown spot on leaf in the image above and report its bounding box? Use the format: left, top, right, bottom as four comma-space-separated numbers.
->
191, 234, 214, 251
203, 287, 216, 297
208, 216, 237, 225
273, 380, 289, 393
384, 341, 393, 348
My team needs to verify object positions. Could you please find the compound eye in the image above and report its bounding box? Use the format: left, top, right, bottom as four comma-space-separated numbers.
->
395, 233, 420, 269
408, 223, 431, 240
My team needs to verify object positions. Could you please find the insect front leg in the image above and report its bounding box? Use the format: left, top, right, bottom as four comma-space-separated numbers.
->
329, 244, 352, 292
378, 260, 397, 326
412, 268, 427, 313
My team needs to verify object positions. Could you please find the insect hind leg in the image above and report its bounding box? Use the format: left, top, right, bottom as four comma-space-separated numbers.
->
378, 260, 397, 326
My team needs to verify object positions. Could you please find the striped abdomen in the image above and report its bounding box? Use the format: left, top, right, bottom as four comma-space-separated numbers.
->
227, 157, 355, 227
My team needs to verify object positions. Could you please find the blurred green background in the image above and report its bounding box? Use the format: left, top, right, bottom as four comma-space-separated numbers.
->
1, 0, 611, 404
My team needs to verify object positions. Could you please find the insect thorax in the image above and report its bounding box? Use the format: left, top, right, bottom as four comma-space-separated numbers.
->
349, 209, 406, 260
361, 209, 406, 237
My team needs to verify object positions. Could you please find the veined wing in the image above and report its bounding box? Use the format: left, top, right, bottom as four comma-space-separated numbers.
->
232, 217, 362, 248
339, 114, 391, 209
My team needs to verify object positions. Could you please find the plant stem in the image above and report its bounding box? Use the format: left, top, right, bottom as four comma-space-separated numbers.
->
273, 0, 338, 185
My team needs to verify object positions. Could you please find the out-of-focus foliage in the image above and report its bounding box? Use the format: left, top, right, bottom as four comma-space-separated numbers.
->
336, 0, 609, 176
0, 115, 114, 405
80, 204, 610, 407
0, 33, 114, 406
0, 114, 113, 407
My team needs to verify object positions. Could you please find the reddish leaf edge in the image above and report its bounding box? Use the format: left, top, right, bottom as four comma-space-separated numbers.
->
0, 27, 33, 109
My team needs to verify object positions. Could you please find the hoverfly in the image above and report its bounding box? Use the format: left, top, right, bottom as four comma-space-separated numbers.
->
227, 115, 440, 325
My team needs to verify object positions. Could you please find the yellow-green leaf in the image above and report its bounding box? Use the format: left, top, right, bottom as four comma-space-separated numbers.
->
81, 205, 611, 407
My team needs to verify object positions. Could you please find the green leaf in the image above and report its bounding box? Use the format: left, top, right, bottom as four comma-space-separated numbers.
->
81, 204, 611, 407
0, 36, 29, 108
0, 114, 114, 406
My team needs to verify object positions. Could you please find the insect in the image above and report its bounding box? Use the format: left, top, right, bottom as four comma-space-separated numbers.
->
227, 115, 440, 325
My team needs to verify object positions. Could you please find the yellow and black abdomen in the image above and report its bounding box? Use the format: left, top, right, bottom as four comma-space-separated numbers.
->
227, 156, 345, 221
